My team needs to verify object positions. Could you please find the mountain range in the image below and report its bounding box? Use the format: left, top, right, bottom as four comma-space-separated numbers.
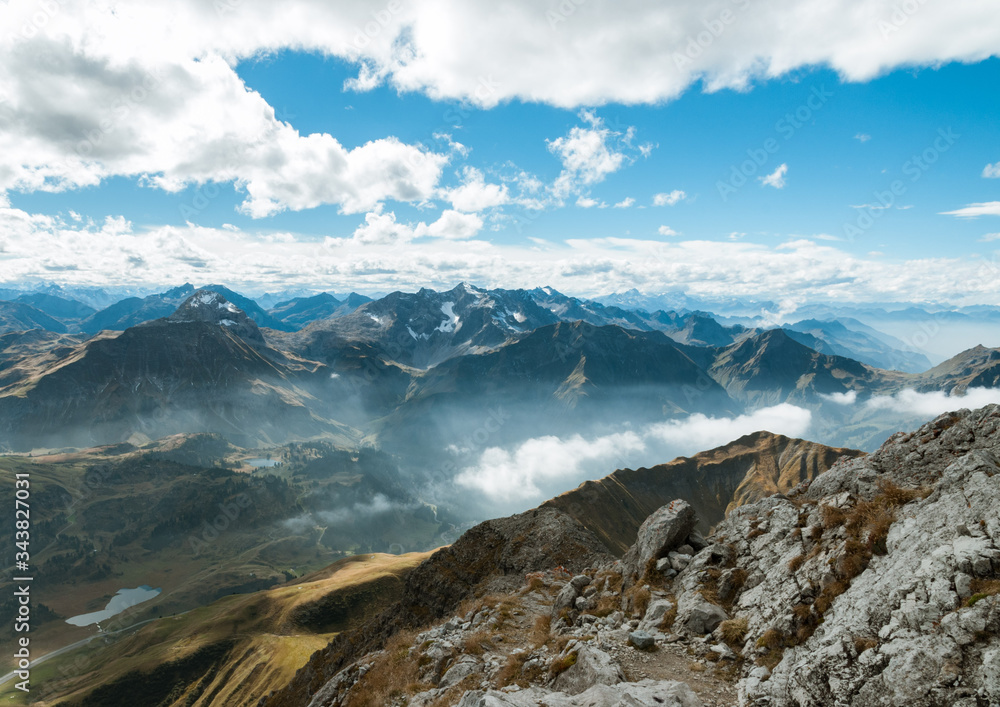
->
0, 285, 997, 460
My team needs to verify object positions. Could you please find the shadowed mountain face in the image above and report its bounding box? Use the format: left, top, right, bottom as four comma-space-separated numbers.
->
268, 292, 372, 328
0, 292, 353, 450
784, 318, 932, 373
78, 284, 195, 333
368, 320, 741, 465
708, 329, 901, 406
914, 344, 1000, 392
14, 293, 96, 322
0, 300, 68, 334
278, 283, 563, 369
542, 431, 864, 550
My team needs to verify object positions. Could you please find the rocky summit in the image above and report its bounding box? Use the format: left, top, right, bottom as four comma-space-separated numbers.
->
264, 404, 1000, 707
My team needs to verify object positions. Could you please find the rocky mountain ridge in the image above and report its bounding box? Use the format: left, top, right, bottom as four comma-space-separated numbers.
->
262, 404, 1000, 707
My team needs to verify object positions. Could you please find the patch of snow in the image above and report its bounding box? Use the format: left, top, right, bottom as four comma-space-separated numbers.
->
407, 326, 430, 341
219, 319, 236, 327
436, 302, 461, 333
367, 313, 385, 325
512, 311, 526, 323
542, 287, 553, 295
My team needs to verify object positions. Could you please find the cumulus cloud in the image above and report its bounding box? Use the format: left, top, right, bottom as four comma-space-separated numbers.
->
6, 204, 1000, 304
548, 111, 634, 197
941, 202, 1000, 218
440, 168, 509, 212
331, 206, 484, 245
576, 197, 606, 208
0, 38, 449, 216
983, 162, 1000, 178
653, 190, 687, 206
454, 404, 812, 505
854, 133, 872, 143
658, 226, 680, 237
613, 197, 635, 208
820, 390, 859, 405
37, 0, 987, 109
760, 163, 788, 189
864, 388, 1000, 417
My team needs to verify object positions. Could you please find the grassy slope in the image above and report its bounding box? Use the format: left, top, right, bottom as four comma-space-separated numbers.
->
0, 552, 432, 706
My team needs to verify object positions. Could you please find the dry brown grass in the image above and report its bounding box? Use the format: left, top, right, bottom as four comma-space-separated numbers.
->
658, 595, 678, 631
624, 584, 652, 618
719, 617, 748, 646
463, 630, 494, 655
787, 554, 806, 572
756, 628, 783, 650
584, 594, 620, 618
344, 629, 423, 707
853, 636, 878, 654
791, 603, 812, 623
494, 652, 528, 688
808, 525, 823, 541
967, 579, 1000, 607
688, 661, 707, 672
821, 505, 847, 529
521, 574, 547, 595
756, 647, 785, 671
549, 650, 578, 676
594, 569, 623, 593
531, 615, 551, 648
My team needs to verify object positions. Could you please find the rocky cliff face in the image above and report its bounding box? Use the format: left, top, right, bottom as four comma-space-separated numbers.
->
263, 405, 1000, 707
543, 431, 863, 550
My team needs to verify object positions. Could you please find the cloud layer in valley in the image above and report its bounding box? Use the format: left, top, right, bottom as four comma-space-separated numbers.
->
454, 404, 812, 508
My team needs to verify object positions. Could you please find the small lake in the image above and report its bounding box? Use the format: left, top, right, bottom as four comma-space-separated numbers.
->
246, 458, 280, 467
66, 586, 162, 627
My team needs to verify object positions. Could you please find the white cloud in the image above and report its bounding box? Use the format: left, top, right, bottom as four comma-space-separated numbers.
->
0, 0, 997, 220
854, 133, 872, 143
53, 0, 989, 110
455, 404, 812, 506
5, 203, 1000, 305
941, 202, 1000, 219
760, 163, 788, 189
0, 41, 449, 216
983, 162, 1000, 178
980, 233, 1000, 242
576, 196, 606, 208
820, 390, 859, 405
653, 190, 687, 206
329, 206, 484, 245
441, 168, 509, 212
613, 197, 635, 209
548, 111, 632, 197
864, 388, 1000, 418
658, 226, 680, 237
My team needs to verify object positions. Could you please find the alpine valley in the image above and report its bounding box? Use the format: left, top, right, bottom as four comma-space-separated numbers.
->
1, 283, 999, 706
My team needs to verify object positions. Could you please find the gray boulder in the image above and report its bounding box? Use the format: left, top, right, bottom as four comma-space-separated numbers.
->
638, 599, 675, 633
676, 594, 728, 635
457, 679, 703, 706
551, 645, 625, 695
629, 630, 656, 649
622, 499, 698, 582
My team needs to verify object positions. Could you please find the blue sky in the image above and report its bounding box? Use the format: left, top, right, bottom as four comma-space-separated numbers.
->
1, 0, 999, 303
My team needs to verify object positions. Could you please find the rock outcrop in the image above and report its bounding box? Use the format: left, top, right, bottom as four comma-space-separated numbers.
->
267, 404, 1000, 707
621, 499, 697, 583
544, 431, 864, 549
671, 404, 1000, 705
